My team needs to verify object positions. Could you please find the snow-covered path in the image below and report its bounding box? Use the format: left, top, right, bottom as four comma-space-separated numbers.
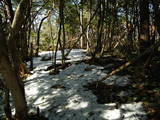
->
25, 49, 147, 120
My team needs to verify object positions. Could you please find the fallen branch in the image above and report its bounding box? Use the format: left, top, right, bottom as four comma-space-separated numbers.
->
98, 41, 160, 82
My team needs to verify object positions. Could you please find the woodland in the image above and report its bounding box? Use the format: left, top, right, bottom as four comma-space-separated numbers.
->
0, 0, 160, 120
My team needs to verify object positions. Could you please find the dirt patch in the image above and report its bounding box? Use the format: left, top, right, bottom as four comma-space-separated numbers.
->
51, 84, 66, 89
84, 82, 133, 104
28, 113, 48, 120
84, 80, 160, 120
46, 63, 71, 71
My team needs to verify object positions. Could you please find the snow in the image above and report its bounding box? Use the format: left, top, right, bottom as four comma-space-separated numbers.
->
1, 49, 147, 119
24, 49, 148, 120
28, 49, 88, 72
101, 109, 121, 119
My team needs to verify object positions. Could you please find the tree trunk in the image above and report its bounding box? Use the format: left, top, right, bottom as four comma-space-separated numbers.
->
4, 87, 13, 120
56, 0, 65, 65
30, 43, 33, 70
125, 1, 133, 56
0, 0, 31, 119
152, 0, 160, 35
35, 15, 49, 57
21, 27, 29, 61
8, 0, 30, 77
95, 0, 103, 55
5, 0, 14, 23
80, 0, 84, 49
0, 26, 28, 120
139, 0, 150, 54
61, 0, 66, 64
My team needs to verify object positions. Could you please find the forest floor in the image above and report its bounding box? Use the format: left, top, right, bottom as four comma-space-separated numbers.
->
24, 49, 159, 120
1, 49, 160, 120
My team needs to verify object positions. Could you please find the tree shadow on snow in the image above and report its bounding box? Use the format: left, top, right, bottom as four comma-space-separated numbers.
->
25, 62, 148, 120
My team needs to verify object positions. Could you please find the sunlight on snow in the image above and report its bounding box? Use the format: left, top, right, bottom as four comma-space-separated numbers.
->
101, 109, 121, 119
66, 101, 89, 110
24, 49, 147, 120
